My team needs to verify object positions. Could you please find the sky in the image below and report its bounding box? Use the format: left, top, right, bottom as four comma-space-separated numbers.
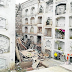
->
16, 0, 28, 4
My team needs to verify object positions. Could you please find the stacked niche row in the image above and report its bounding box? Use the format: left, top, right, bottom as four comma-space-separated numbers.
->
24, 16, 43, 25
53, 0, 67, 60
24, 6, 36, 17
24, 34, 36, 44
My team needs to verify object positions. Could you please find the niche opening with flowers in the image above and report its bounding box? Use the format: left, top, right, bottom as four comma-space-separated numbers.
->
55, 40, 65, 51
55, 29, 65, 39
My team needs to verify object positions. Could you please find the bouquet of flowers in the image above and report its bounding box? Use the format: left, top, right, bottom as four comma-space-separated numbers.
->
55, 29, 65, 35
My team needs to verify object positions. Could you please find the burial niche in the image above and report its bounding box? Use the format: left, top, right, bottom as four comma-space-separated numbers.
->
39, 5, 43, 13
30, 26, 34, 33
0, 34, 10, 54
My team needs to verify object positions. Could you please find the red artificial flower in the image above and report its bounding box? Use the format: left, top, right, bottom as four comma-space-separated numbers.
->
67, 56, 69, 60
67, 54, 70, 56
62, 30, 65, 32
59, 29, 62, 31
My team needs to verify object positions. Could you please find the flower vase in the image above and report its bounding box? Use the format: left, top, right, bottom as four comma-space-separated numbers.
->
58, 32, 60, 38
62, 34, 64, 39
61, 35, 62, 39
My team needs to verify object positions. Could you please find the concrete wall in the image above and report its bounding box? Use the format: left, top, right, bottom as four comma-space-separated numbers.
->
21, 0, 72, 59
0, 0, 15, 70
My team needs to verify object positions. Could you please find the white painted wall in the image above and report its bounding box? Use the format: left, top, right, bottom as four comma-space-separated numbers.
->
0, 0, 15, 69
21, 0, 72, 59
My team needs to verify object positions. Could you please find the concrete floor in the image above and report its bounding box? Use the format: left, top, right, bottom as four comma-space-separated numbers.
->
6, 58, 71, 72
29, 58, 72, 72
40, 58, 64, 67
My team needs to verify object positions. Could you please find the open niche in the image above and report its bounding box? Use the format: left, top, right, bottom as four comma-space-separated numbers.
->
31, 7, 35, 14
37, 36, 41, 45
55, 29, 65, 39
55, 3, 66, 15
44, 28, 52, 37
30, 26, 34, 33
56, 17, 65, 27
69, 16, 72, 27
24, 35, 28, 42
38, 16, 42, 24
25, 27, 28, 33
46, 17, 52, 26
25, 9, 28, 16
39, 5, 43, 13
55, 40, 65, 51
30, 17, 35, 24
25, 18, 28, 24
69, 29, 72, 39
37, 27, 42, 34
30, 36, 34, 43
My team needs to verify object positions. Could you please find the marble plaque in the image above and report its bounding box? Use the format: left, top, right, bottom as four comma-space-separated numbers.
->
46, 40, 51, 47
0, 58, 6, 69
0, 34, 10, 54
0, 17, 6, 29
57, 17, 65, 27
56, 4, 66, 15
